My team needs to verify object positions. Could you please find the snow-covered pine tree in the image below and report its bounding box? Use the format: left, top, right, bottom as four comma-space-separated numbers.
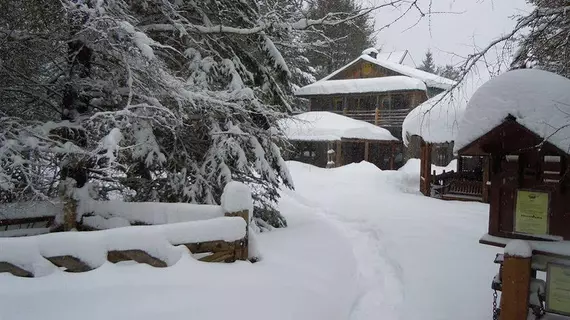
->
511, 0, 570, 78
304, 0, 376, 79
1, 0, 386, 230
418, 50, 436, 74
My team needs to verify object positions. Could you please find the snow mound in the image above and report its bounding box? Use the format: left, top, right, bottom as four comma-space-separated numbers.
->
504, 240, 532, 258
78, 200, 224, 225
0, 200, 62, 219
402, 90, 470, 146
279, 112, 398, 142
295, 76, 426, 96
455, 69, 570, 153
221, 181, 253, 217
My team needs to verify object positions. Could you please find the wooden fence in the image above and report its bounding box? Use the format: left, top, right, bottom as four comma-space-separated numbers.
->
0, 183, 253, 277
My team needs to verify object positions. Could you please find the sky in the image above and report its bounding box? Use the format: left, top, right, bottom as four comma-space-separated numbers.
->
362, 0, 532, 83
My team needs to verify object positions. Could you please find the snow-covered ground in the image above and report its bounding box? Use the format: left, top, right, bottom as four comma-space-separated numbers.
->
0, 160, 499, 320
282, 160, 498, 320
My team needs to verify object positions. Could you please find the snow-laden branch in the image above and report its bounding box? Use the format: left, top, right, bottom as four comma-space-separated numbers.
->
141, 1, 403, 35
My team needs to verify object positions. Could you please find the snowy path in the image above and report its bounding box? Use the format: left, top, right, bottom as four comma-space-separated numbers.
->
284, 161, 499, 320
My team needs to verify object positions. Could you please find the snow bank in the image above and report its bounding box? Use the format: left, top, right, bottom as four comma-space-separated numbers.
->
0, 217, 246, 276
295, 76, 426, 96
402, 89, 470, 146
0, 190, 358, 320
398, 158, 457, 176
0, 200, 62, 219
78, 200, 224, 225
320, 55, 456, 90
455, 69, 570, 153
279, 111, 398, 142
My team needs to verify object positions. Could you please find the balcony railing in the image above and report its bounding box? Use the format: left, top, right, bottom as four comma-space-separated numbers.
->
294, 108, 412, 128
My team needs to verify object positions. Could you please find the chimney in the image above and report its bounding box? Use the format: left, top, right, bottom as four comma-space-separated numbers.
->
362, 47, 379, 59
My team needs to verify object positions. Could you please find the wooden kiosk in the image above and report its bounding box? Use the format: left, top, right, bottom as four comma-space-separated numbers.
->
454, 69, 570, 319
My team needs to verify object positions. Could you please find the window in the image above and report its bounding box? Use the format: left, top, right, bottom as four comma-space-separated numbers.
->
392, 94, 410, 109
333, 98, 343, 111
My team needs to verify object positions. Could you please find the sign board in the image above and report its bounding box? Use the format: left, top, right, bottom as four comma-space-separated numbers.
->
362, 63, 373, 76
546, 263, 570, 316
514, 190, 549, 235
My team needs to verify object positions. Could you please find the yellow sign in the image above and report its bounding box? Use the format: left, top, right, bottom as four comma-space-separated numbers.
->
547, 264, 570, 316
362, 62, 373, 75
514, 190, 549, 235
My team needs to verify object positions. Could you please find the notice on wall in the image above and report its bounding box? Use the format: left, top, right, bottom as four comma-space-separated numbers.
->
547, 263, 570, 316
514, 190, 549, 235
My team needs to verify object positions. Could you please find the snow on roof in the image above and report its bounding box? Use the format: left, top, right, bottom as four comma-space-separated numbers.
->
376, 50, 408, 64
362, 47, 379, 56
402, 89, 471, 146
319, 55, 456, 90
294, 76, 426, 96
454, 69, 570, 154
278, 111, 398, 142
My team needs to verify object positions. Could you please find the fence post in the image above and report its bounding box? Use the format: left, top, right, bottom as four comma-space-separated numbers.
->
59, 178, 77, 231
500, 240, 532, 320
375, 107, 380, 125
221, 181, 252, 261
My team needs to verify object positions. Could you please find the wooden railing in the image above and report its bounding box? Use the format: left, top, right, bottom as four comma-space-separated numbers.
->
295, 108, 412, 128
431, 170, 484, 201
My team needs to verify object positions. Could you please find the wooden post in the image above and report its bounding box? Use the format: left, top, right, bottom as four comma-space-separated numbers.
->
364, 142, 370, 161
63, 198, 77, 231
390, 143, 396, 170
482, 156, 490, 203
225, 210, 249, 261
375, 107, 380, 126
457, 155, 464, 173
336, 141, 342, 167
500, 241, 532, 320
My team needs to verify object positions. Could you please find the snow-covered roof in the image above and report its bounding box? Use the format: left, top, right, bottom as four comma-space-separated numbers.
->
377, 50, 409, 65
454, 69, 570, 153
320, 55, 456, 90
402, 90, 470, 146
279, 111, 398, 142
295, 76, 426, 96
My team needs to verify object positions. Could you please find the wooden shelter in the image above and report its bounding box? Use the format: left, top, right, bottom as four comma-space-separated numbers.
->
279, 111, 402, 170
453, 69, 570, 319
401, 90, 487, 202
295, 48, 456, 140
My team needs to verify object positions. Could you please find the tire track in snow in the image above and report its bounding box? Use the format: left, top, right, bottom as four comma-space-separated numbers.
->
282, 189, 404, 320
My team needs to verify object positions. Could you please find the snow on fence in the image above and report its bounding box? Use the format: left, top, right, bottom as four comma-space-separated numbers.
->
0, 182, 253, 277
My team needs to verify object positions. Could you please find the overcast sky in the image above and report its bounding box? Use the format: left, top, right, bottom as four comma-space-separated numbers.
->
362, 0, 532, 83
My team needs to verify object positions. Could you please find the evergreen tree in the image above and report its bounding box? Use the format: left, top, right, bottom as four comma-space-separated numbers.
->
511, 0, 570, 78
1, 0, 372, 230
436, 64, 462, 81
418, 49, 436, 73
305, 0, 376, 79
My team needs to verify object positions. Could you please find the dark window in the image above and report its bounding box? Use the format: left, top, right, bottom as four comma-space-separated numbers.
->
392, 94, 410, 109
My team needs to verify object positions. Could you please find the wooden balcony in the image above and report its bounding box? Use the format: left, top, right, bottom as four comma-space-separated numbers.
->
294, 108, 412, 129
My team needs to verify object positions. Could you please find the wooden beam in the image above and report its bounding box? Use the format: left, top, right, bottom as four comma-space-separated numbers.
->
46, 255, 92, 273
336, 141, 342, 167
107, 249, 168, 268
0, 262, 33, 277
364, 142, 370, 161
482, 156, 490, 203
499, 251, 532, 320
390, 143, 396, 170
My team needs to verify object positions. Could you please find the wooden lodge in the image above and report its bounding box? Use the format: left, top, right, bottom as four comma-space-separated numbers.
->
295, 48, 456, 141
454, 69, 570, 319
279, 111, 402, 170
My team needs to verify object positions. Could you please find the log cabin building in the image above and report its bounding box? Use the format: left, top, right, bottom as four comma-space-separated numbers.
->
279, 111, 402, 170
294, 48, 457, 141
